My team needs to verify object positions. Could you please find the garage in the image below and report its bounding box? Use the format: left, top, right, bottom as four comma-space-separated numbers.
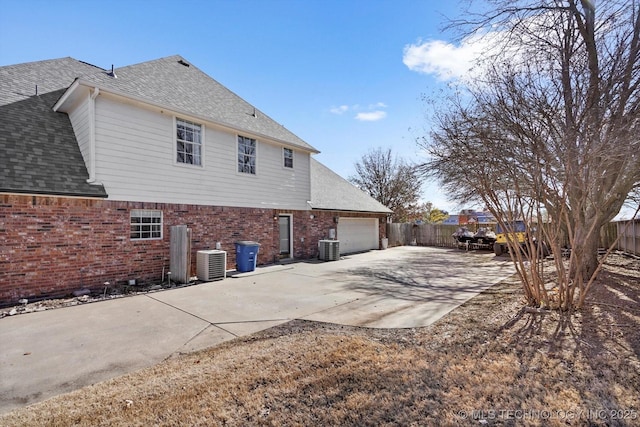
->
337, 217, 379, 254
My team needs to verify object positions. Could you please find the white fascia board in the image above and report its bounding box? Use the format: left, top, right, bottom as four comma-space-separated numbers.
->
52, 79, 81, 112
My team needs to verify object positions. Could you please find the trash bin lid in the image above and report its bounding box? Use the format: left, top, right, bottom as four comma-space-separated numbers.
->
235, 240, 261, 246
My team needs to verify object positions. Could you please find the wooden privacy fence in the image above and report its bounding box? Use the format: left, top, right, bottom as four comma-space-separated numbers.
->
387, 223, 459, 248
387, 221, 623, 252
616, 219, 640, 256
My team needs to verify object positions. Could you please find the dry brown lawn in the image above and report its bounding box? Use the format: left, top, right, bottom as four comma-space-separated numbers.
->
2, 254, 639, 426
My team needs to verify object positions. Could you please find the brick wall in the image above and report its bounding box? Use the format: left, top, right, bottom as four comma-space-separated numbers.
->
0, 194, 386, 305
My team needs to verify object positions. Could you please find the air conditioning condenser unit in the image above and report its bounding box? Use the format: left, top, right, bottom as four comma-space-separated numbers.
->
318, 240, 340, 261
197, 250, 227, 281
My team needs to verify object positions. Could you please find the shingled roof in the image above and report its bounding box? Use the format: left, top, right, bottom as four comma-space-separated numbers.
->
0, 57, 102, 105
1, 55, 319, 198
309, 158, 392, 214
0, 58, 108, 197
62, 55, 318, 152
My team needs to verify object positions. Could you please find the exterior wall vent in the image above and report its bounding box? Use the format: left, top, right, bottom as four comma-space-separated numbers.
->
197, 250, 227, 281
318, 240, 340, 261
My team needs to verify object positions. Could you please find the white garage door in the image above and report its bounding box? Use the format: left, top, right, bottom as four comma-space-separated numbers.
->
337, 217, 379, 254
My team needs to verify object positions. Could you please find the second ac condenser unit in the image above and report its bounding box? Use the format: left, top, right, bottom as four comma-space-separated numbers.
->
197, 250, 227, 281
318, 240, 340, 261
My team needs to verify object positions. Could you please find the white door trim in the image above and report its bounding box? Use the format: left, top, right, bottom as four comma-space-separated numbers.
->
278, 214, 293, 259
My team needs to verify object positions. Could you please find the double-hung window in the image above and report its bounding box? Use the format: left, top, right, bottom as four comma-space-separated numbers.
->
176, 118, 202, 166
237, 135, 256, 174
283, 147, 293, 168
130, 209, 162, 240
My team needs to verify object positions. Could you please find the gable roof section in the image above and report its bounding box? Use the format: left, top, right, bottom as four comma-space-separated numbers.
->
0, 58, 107, 197
1, 55, 318, 198
309, 158, 392, 214
63, 55, 318, 153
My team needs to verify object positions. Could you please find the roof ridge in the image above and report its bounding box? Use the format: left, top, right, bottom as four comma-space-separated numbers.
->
74, 59, 106, 72
111, 54, 184, 71
0, 56, 102, 70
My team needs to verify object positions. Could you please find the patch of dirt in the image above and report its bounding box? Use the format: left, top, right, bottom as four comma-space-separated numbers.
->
0, 280, 205, 318
1, 254, 639, 426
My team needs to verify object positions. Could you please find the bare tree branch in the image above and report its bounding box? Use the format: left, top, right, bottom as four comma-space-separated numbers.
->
350, 148, 425, 222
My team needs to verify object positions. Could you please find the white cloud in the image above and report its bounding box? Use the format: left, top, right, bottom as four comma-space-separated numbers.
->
329, 102, 388, 121
404, 14, 575, 84
330, 105, 349, 114
369, 102, 388, 109
402, 31, 503, 82
355, 111, 387, 121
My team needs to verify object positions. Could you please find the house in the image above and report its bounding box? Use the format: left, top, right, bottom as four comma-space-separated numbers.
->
0, 56, 391, 305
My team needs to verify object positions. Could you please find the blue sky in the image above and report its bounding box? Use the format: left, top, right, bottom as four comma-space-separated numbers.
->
0, 0, 471, 212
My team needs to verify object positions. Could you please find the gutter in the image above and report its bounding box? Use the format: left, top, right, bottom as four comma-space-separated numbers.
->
87, 87, 99, 183
0, 189, 108, 199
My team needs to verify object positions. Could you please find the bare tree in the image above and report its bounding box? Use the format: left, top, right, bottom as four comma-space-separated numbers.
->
350, 148, 425, 222
422, 0, 640, 310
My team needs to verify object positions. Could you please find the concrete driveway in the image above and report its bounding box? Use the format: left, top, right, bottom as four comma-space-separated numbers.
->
0, 246, 515, 414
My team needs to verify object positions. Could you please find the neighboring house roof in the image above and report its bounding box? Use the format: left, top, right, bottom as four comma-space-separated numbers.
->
309, 158, 392, 214
442, 215, 458, 225
57, 55, 318, 153
0, 58, 108, 197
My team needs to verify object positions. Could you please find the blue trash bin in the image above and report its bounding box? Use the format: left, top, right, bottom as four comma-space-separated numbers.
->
235, 241, 260, 272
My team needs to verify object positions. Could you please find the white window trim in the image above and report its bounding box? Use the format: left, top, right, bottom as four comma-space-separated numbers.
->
236, 134, 258, 176
130, 209, 163, 241
283, 147, 294, 169
174, 117, 205, 168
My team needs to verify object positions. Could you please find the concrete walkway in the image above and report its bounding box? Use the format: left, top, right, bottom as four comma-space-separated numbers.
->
0, 246, 515, 414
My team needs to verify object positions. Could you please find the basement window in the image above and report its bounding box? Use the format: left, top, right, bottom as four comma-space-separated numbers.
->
130, 209, 163, 240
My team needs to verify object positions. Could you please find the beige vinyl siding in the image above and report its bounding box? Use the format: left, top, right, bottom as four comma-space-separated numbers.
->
93, 94, 311, 209
67, 95, 91, 173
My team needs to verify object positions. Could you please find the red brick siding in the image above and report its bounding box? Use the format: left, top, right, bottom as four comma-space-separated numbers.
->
0, 194, 387, 305
274, 210, 388, 258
